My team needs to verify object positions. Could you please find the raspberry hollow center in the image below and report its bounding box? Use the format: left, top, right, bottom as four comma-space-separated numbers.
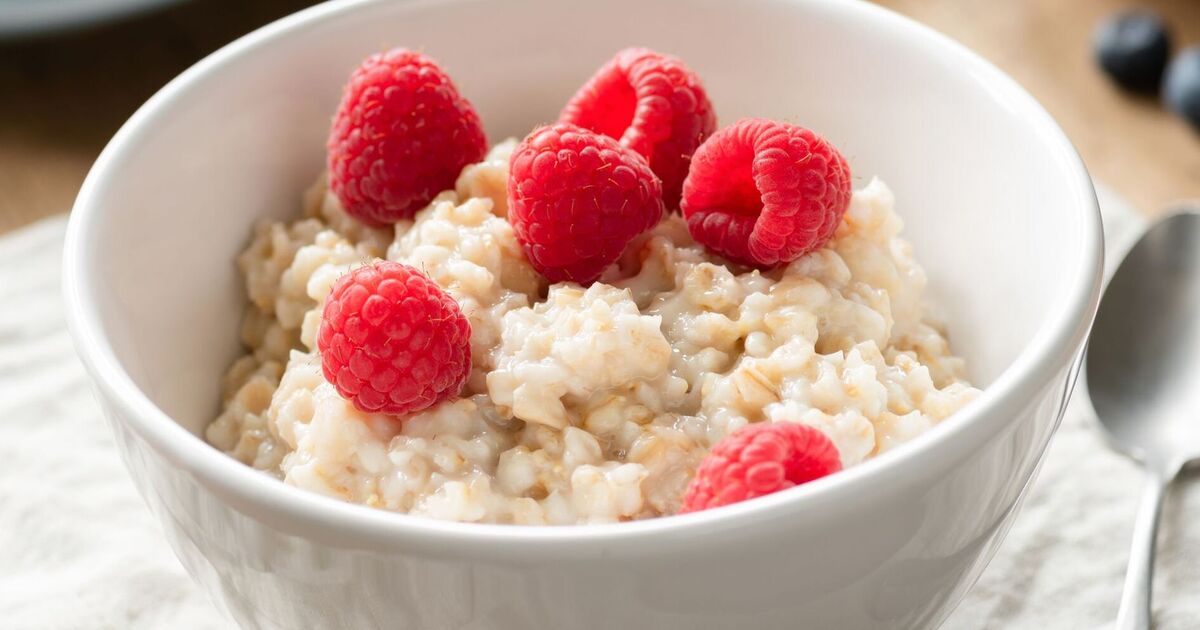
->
575, 69, 638, 142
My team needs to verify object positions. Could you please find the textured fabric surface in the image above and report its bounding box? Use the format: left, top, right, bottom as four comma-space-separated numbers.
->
0, 187, 1194, 629
0, 218, 224, 630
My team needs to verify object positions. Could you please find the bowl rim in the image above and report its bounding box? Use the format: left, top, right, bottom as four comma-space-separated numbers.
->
62, 0, 1103, 558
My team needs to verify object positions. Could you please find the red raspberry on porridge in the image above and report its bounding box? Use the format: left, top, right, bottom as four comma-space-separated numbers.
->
679, 422, 842, 514
507, 123, 664, 285
560, 47, 717, 207
205, 48, 979, 525
327, 48, 487, 226
317, 261, 472, 416
682, 118, 852, 267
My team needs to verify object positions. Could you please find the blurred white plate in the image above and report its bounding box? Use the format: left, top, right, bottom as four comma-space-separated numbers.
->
0, 0, 183, 37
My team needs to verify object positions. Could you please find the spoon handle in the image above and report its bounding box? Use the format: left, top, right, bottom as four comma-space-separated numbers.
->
1116, 472, 1168, 630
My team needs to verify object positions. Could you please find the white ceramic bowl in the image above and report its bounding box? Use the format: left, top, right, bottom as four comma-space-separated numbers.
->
62, 0, 1103, 628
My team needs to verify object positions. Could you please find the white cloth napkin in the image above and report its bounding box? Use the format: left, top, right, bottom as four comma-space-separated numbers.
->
0, 187, 1194, 630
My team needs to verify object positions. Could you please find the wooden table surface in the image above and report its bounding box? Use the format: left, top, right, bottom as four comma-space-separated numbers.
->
1, 0, 1197, 236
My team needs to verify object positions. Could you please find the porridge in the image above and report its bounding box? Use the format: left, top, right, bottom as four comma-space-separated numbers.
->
206, 47, 979, 525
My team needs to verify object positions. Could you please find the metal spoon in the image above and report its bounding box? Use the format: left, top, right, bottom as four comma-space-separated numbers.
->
1086, 211, 1200, 630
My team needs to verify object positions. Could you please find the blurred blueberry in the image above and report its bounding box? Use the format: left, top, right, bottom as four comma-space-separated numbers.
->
1164, 46, 1200, 129
1094, 9, 1171, 93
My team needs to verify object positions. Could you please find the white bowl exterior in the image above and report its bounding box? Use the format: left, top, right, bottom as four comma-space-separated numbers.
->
98, 361, 1080, 629
63, 0, 1103, 628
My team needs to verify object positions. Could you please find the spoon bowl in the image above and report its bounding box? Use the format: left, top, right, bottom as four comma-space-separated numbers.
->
1088, 211, 1200, 476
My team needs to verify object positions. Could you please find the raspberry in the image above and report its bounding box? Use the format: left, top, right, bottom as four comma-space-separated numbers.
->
679, 422, 842, 514
507, 123, 664, 285
560, 47, 716, 208
681, 118, 852, 267
327, 48, 488, 226
317, 261, 471, 416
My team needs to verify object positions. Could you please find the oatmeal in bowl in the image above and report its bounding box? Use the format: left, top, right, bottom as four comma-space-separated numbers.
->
206, 47, 979, 525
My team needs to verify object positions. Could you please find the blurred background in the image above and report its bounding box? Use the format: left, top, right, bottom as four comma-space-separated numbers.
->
0, 0, 1198, 237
